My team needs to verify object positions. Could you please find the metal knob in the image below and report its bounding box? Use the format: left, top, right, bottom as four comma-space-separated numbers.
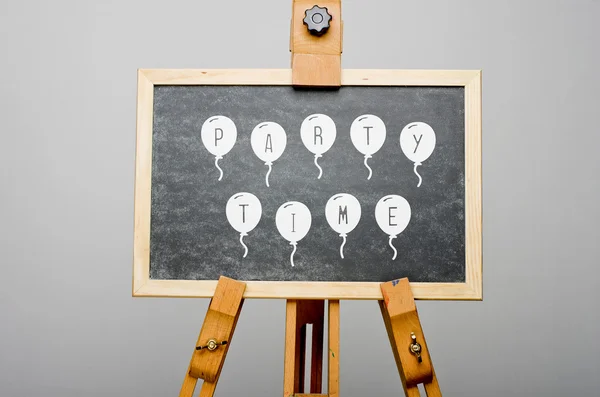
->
409, 332, 423, 363
303, 5, 332, 36
196, 338, 227, 351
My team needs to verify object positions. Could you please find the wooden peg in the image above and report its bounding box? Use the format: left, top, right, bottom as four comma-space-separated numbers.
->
179, 276, 246, 397
380, 278, 441, 396
291, 0, 342, 87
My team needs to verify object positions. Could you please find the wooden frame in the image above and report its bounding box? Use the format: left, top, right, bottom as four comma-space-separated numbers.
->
133, 69, 482, 300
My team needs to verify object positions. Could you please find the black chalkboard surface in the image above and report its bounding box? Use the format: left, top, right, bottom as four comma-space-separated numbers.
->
133, 70, 482, 299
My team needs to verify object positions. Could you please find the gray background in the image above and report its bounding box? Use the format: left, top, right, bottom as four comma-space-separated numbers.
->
0, 0, 598, 396
150, 86, 465, 283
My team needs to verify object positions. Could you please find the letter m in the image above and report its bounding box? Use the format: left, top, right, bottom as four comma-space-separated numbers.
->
338, 205, 348, 224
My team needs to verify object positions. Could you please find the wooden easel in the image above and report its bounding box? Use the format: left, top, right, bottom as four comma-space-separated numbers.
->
180, 2, 441, 396
179, 277, 440, 397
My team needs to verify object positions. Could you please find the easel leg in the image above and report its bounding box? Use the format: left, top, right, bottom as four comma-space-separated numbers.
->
379, 300, 411, 394
380, 278, 442, 397
197, 293, 245, 397
283, 300, 296, 396
180, 363, 199, 397
423, 370, 441, 397
198, 380, 218, 397
283, 299, 328, 397
328, 300, 340, 397
179, 277, 245, 397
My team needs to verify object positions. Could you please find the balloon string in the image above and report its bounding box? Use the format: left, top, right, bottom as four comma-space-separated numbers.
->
413, 162, 423, 187
265, 162, 272, 187
290, 242, 297, 267
364, 155, 373, 180
388, 235, 398, 260
314, 154, 323, 179
339, 234, 347, 259
239, 233, 248, 258
215, 156, 224, 181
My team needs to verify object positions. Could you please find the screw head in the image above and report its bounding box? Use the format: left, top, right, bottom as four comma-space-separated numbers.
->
207, 339, 218, 351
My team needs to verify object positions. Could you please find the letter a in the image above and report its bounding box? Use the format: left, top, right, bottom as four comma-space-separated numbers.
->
265, 134, 273, 153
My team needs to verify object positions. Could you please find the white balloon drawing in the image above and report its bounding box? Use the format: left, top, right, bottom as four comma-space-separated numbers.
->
350, 114, 386, 180
201, 116, 237, 181
400, 122, 436, 187
275, 201, 312, 267
375, 195, 411, 260
325, 193, 361, 259
226, 192, 262, 258
300, 114, 337, 179
251, 122, 287, 187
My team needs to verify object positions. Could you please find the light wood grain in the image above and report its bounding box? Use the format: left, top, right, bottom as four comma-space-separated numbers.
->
138, 68, 478, 86
132, 70, 153, 295
140, 69, 292, 85
134, 279, 480, 300
292, 53, 341, 86
465, 71, 483, 301
283, 301, 297, 397
132, 69, 483, 300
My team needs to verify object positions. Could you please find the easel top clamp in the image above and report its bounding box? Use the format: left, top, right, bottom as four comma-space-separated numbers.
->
180, 2, 441, 397
291, 0, 342, 87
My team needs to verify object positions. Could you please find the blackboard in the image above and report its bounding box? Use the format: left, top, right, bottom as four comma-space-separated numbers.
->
133, 70, 482, 299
